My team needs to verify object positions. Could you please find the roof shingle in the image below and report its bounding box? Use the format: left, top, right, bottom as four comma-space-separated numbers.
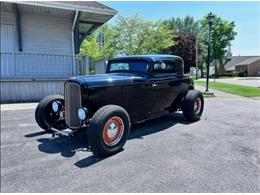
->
236, 57, 260, 66
225, 56, 260, 71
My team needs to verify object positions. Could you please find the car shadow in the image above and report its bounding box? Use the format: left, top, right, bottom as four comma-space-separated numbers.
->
74, 149, 123, 168
25, 131, 47, 138
36, 132, 89, 158
128, 112, 191, 140
28, 112, 192, 168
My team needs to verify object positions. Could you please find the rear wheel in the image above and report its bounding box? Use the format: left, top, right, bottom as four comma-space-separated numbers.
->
35, 95, 67, 132
87, 105, 130, 156
182, 90, 204, 121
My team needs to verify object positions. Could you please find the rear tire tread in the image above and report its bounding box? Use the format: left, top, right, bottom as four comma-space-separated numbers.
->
182, 90, 204, 121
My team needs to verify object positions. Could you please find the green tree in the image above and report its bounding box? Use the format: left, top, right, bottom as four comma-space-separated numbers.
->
80, 25, 116, 60
80, 25, 116, 72
201, 14, 237, 75
164, 15, 237, 77
81, 14, 174, 61
112, 14, 174, 55
80, 35, 101, 59
167, 33, 196, 69
163, 15, 200, 33
163, 16, 205, 76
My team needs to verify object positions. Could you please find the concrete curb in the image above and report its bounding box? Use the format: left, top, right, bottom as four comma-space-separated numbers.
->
1, 103, 37, 111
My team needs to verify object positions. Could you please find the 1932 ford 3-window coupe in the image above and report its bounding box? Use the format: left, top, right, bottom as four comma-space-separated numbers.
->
35, 55, 204, 156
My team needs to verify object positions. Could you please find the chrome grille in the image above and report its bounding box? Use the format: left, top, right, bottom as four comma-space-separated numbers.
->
65, 82, 81, 129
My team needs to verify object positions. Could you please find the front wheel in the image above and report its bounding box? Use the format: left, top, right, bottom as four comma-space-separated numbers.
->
35, 95, 67, 132
87, 105, 131, 156
182, 90, 204, 121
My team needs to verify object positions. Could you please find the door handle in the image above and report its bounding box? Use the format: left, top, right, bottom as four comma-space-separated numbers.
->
152, 83, 158, 87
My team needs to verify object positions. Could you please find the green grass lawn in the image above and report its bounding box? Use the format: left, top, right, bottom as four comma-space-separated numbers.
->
203, 94, 216, 98
194, 80, 260, 97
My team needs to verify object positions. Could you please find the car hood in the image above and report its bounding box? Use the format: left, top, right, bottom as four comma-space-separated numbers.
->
68, 73, 144, 87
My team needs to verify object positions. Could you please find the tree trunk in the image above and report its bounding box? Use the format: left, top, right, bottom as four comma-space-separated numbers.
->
200, 67, 204, 78
218, 63, 225, 75
214, 59, 218, 78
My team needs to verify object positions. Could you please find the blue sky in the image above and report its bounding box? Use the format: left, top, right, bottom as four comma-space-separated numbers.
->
101, 1, 260, 56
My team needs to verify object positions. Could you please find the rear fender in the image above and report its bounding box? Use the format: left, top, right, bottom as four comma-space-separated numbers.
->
169, 88, 188, 112
169, 80, 194, 112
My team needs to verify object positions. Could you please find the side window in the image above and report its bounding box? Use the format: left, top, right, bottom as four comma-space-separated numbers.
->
153, 60, 179, 77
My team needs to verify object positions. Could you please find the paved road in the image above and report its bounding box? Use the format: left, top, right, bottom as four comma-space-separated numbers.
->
198, 77, 260, 87
1, 93, 260, 192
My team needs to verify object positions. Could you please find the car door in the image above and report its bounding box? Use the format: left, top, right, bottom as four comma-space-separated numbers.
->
127, 80, 152, 121
147, 59, 183, 116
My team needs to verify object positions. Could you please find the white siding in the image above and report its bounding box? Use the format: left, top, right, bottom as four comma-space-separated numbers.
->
21, 14, 73, 54
0, 11, 17, 53
1, 80, 65, 103
0, 12, 76, 103
0, 24, 16, 52
1, 13, 75, 79
19, 15, 74, 78
0, 24, 16, 77
0, 11, 15, 25
0, 11, 73, 54
14, 53, 75, 78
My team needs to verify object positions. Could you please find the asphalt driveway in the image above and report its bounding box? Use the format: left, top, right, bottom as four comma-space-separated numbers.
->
1, 92, 260, 192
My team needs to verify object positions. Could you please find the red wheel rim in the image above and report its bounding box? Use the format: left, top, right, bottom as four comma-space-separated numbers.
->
103, 116, 124, 146
194, 97, 202, 115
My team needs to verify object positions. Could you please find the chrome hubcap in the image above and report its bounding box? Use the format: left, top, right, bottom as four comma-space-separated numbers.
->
107, 123, 118, 138
103, 116, 124, 146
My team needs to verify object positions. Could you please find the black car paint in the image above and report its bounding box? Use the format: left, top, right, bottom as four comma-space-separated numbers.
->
66, 55, 194, 123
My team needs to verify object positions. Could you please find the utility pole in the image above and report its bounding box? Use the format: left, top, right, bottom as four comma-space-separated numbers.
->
195, 35, 198, 80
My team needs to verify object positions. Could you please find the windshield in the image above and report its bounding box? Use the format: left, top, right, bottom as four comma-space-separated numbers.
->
107, 60, 150, 75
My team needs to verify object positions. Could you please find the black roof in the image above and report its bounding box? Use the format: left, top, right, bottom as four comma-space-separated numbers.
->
111, 55, 183, 62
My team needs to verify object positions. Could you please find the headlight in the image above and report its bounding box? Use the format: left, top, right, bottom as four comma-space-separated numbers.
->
52, 101, 61, 113
78, 107, 88, 121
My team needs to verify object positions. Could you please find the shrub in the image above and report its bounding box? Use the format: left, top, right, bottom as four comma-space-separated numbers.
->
237, 70, 247, 77
221, 72, 234, 77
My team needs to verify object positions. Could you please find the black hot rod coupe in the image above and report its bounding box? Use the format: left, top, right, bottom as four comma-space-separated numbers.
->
35, 55, 204, 156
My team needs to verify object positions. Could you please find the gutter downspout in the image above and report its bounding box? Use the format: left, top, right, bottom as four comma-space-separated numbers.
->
12, 3, 22, 52
72, 10, 79, 75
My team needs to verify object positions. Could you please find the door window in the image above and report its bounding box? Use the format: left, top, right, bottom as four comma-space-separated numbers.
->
153, 60, 180, 77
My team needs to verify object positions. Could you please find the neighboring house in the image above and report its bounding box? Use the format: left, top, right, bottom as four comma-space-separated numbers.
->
235, 57, 260, 76
0, 1, 116, 103
224, 56, 260, 76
